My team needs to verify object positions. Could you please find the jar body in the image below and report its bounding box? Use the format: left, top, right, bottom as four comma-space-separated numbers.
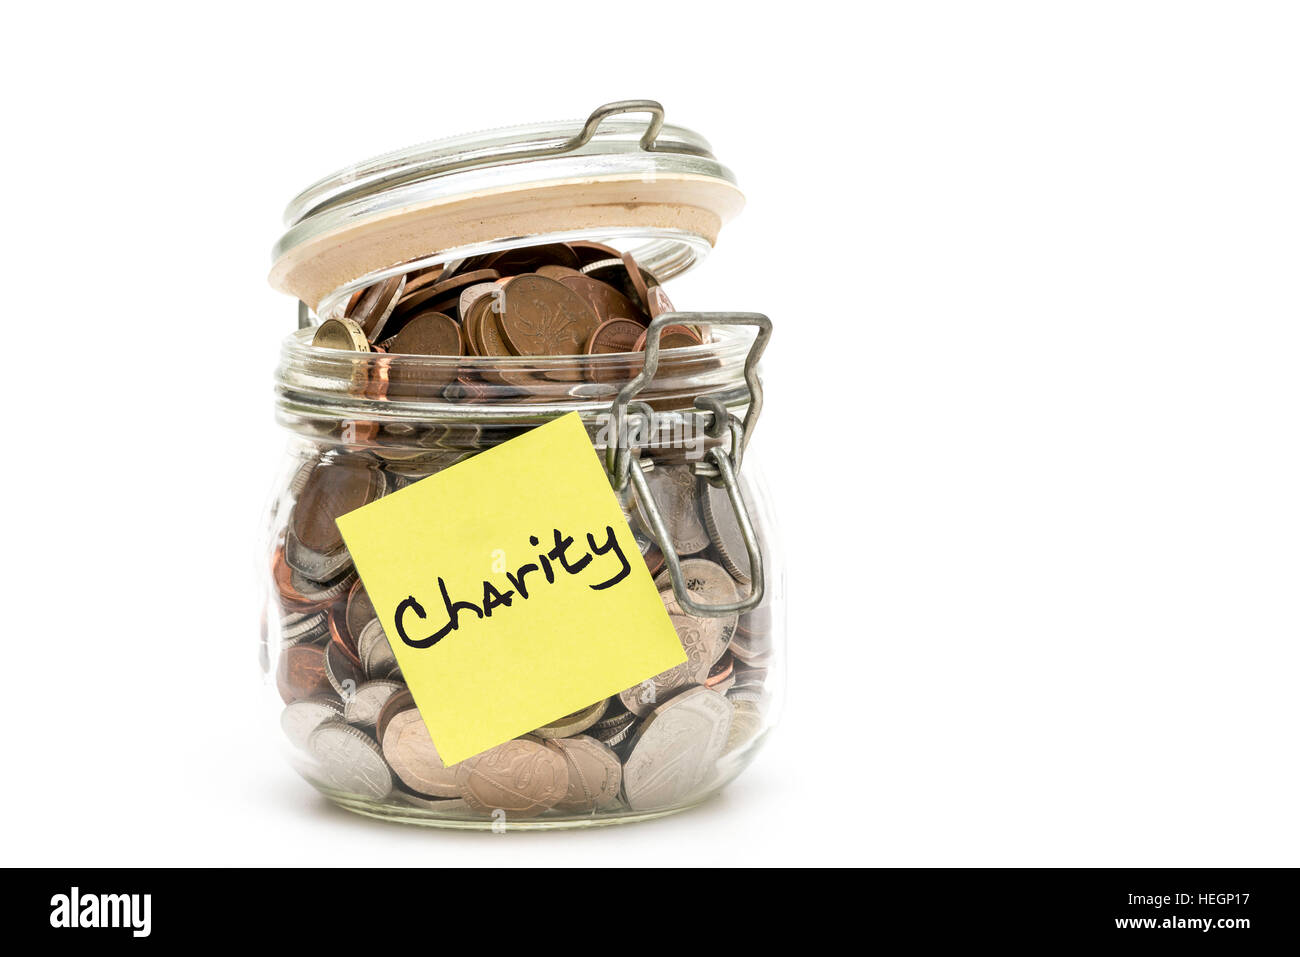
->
262, 335, 783, 828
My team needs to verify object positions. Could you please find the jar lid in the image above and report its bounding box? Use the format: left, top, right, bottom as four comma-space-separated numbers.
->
269, 100, 746, 314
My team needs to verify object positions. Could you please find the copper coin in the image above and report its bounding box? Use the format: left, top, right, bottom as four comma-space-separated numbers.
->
561, 275, 643, 325
641, 540, 666, 577
472, 285, 540, 387
393, 269, 500, 318
633, 324, 704, 352
383, 311, 462, 357
460, 296, 489, 356
475, 293, 516, 357
497, 275, 600, 357
345, 580, 376, 646
458, 282, 501, 322
536, 264, 586, 281
345, 275, 406, 341
292, 460, 383, 555
705, 652, 735, 689
327, 603, 361, 669
484, 243, 580, 274
546, 736, 623, 812
584, 318, 644, 385
584, 318, 644, 355
647, 285, 676, 319
271, 542, 313, 610
454, 737, 569, 817
385, 312, 463, 399
569, 241, 622, 266
382, 708, 464, 798
400, 265, 446, 296
375, 689, 415, 744
621, 251, 652, 312
277, 644, 331, 704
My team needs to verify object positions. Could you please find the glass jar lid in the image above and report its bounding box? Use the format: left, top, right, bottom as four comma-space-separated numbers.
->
269, 100, 746, 315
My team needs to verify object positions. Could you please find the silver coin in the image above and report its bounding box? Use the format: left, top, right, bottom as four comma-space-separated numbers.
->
288, 459, 315, 497
546, 735, 623, 812
280, 695, 344, 751
358, 618, 399, 678
324, 640, 363, 698
622, 686, 733, 812
732, 662, 769, 685
656, 558, 740, 653
732, 604, 772, 663
375, 448, 469, 477
280, 610, 328, 647
619, 611, 728, 716
579, 256, 624, 275
380, 708, 462, 798
655, 557, 740, 609
394, 788, 470, 812
637, 464, 709, 556
699, 478, 754, 586
289, 564, 356, 604
592, 703, 634, 731
590, 710, 637, 748
724, 698, 764, 755
730, 642, 772, 667
458, 282, 501, 319
307, 721, 393, 799
343, 679, 405, 727
284, 525, 355, 583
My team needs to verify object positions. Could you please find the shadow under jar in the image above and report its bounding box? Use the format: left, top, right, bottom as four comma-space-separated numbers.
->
263, 100, 784, 829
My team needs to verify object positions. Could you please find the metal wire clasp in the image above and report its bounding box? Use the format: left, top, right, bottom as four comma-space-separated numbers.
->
606, 313, 771, 616
427, 100, 683, 180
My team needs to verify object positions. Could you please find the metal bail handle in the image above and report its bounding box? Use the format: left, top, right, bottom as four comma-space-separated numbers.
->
608, 312, 772, 617
606, 312, 771, 484
630, 445, 766, 616
419, 100, 675, 181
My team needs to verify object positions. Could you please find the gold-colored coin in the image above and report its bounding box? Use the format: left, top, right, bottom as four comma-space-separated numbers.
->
311, 317, 371, 352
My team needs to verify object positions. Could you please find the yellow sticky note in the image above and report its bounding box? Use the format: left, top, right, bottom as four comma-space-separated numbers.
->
335, 412, 686, 766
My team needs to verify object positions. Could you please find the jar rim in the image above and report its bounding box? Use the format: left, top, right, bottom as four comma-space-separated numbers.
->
274, 324, 757, 437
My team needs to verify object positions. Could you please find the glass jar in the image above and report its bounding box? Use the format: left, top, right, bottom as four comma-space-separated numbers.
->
262, 101, 783, 829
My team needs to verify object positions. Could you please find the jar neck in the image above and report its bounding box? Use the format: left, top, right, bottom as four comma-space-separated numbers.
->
274, 325, 757, 453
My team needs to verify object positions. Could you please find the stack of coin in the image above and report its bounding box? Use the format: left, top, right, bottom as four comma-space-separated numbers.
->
271, 443, 773, 822
308, 245, 710, 400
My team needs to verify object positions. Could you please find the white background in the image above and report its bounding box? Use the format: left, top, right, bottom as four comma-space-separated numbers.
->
2, 1, 1296, 866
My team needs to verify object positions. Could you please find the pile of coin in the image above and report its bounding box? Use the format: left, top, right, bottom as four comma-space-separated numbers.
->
270, 447, 773, 822
311, 244, 707, 374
